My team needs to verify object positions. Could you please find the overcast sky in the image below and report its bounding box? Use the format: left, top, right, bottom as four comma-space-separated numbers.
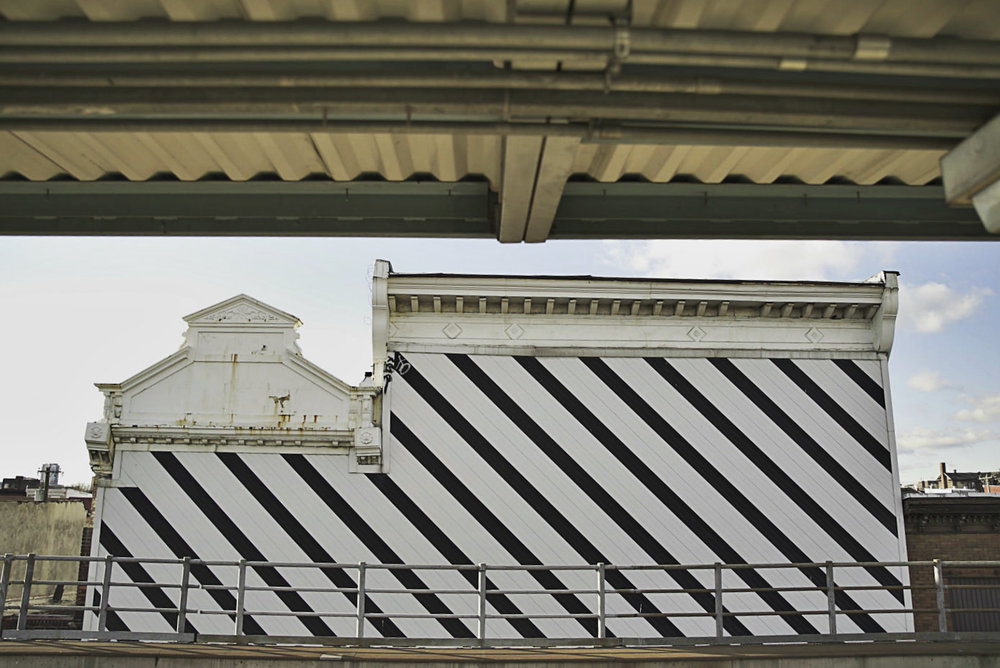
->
1, 237, 996, 487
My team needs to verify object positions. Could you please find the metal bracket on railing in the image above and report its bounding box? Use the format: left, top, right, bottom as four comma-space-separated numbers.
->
713, 562, 723, 638
596, 563, 607, 639
826, 561, 837, 635
0, 553, 12, 632
235, 558, 247, 638
477, 563, 488, 642
17, 553, 36, 631
97, 554, 113, 632
356, 562, 367, 639
933, 559, 947, 633
176, 556, 191, 634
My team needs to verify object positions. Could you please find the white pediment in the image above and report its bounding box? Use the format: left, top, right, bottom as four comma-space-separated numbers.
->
184, 294, 301, 328
99, 294, 363, 432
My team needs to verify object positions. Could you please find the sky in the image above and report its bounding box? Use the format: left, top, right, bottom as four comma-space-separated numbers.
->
0, 236, 997, 487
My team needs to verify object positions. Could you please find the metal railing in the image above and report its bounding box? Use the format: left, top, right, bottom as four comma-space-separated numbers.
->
1, 553, 998, 647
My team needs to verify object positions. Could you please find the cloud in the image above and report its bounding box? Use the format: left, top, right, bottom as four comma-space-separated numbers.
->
908, 370, 952, 392
955, 393, 1000, 423
896, 427, 999, 454
899, 282, 991, 333
604, 240, 896, 282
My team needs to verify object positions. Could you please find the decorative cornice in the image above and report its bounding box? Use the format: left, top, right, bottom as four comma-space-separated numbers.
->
112, 425, 354, 449
904, 495, 1000, 533
383, 271, 897, 358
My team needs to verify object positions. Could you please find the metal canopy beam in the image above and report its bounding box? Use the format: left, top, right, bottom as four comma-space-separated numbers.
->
0, 181, 989, 240
0, 181, 497, 237
551, 183, 991, 240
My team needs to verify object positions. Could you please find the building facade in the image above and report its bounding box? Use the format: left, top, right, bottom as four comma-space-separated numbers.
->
83, 262, 910, 639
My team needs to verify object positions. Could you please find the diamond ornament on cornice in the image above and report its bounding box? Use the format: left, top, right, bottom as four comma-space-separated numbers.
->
805, 327, 825, 343
442, 322, 463, 339
505, 323, 525, 340
687, 326, 707, 342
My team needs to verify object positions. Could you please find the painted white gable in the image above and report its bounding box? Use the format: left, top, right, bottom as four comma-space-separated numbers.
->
97, 295, 359, 430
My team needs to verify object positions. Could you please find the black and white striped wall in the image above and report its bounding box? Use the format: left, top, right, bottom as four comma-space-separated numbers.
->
88, 350, 909, 638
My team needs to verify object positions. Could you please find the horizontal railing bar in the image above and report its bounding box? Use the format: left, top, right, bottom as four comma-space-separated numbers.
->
948, 607, 1000, 613
7, 630, 996, 648
612, 561, 931, 571
205, 584, 353, 594
18, 579, 104, 587
107, 606, 186, 614
1, 579, 184, 590
8, 554, 1000, 570
26, 604, 98, 612
213, 610, 360, 619
105, 581, 185, 589
483, 589, 599, 596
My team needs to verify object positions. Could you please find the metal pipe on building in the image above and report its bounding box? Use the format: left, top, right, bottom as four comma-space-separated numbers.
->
1, 22, 999, 77
0, 117, 960, 150
4, 21, 1000, 66
0, 88, 985, 135
1, 70, 995, 105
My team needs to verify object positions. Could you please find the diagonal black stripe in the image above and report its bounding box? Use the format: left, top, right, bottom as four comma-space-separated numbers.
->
98, 522, 196, 633
215, 452, 404, 638
391, 415, 606, 638
582, 357, 889, 633
515, 355, 817, 635
773, 359, 891, 470
448, 353, 749, 637
118, 486, 267, 636
150, 450, 337, 637
92, 588, 129, 632
281, 453, 474, 639
366, 472, 546, 639
710, 358, 897, 535
832, 359, 886, 408
399, 356, 685, 638
648, 358, 904, 604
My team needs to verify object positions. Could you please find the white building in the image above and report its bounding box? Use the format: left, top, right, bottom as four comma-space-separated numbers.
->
84, 261, 909, 639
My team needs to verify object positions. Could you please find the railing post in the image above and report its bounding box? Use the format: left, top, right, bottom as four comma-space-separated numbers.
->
97, 554, 113, 632
0, 553, 12, 631
713, 562, 723, 638
356, 562, 366, 639
17, 553, 36, 631
235, 559, 247, 637
176, 556, 191, 634
933, 559, 947, 633
825, 561, 837, 635
477, 563, 487, 642
596, 563, 606, 639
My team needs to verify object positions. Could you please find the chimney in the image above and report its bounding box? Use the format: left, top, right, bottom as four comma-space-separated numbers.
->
940, 462, 947, 488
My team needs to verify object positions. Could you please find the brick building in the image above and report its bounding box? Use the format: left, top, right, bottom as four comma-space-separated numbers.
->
904, 494, 1000, 632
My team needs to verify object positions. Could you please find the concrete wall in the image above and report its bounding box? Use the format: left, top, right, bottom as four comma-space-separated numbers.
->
0, 500, 87, 609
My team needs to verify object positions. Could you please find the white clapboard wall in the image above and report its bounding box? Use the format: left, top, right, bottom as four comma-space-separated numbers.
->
89, 351, 909, 639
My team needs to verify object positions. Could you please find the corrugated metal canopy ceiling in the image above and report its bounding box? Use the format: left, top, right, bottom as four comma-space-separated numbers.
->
0, 0, 997, 240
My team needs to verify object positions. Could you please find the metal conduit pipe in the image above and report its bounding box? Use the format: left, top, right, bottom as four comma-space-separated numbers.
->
0, 47, 613, 65
624, 53, 1000, 78
0, 89, 986, 134
0, 117, 960, 150
4, 22, 1000, 66
1, 71, 996, 105
3, 47, 999, 79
